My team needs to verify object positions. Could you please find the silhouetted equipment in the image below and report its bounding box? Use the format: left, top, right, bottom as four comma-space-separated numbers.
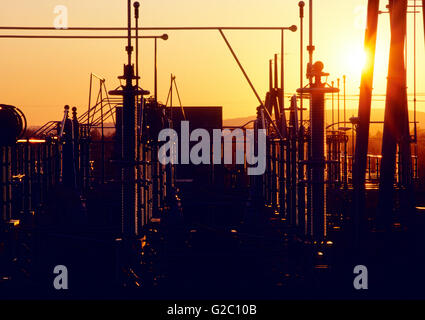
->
249, 0, 341, 243
165, 75, 186, 121
0, 105, 26, 146
297, 62, 338, 240
61, 105, 80, 189
1, 0, 424, 297
351, 0, 421, 238
109, 0, 150, 237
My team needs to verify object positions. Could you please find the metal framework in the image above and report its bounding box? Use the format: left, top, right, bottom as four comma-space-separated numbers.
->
0, 0, 423, 292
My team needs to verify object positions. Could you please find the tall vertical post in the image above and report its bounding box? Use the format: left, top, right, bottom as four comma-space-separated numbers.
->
305, 0, 315, 237
331, 80, 335, 125
280, 29, 285, 112
352, 0, 379, 244
154, 38, 158, 101
298, 1, 306, 234
343, 75, 348, 188
87, 75, 93, 131
413, 0, 417, 144
398, 3, 415, 226
378, 0, 409, 230
299, 1, 305, 123
337, 78, 341, 183
290, 96, 298, 226
337, 78, 340, 128
307, 0, 314, 84
122, 0, 137, 236
311, 90, 325, 239
274, 54, 279, 90
170, 74, 173, 123
134, 2, 140, 93
109, 1, 149, 237
134, 2, 143, 235
269, 59, 273, 92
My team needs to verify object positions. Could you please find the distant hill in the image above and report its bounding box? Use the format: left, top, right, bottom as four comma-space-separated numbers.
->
223, 116, 256, 128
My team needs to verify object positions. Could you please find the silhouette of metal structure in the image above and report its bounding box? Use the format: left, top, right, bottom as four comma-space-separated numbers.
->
353, 0, 419, 240
0, 0, 424, 297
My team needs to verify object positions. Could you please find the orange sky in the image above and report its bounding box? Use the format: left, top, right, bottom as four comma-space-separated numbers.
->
0, 0, 424, 125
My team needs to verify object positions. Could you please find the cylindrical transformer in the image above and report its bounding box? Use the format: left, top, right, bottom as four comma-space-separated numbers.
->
297, 61, 338, 241
310, 92, 325, 240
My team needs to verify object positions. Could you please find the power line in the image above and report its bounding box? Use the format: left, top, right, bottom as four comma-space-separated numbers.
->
0, 35, 167, 39
0, 26, 296, 31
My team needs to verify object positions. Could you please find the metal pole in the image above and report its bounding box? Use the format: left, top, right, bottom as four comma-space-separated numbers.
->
88, 74, 93, 130
0, 35, 166, 39
269, 59, 273, 92
219, 29, 267, 108
274, 53, 282, 126
127, 0, 132, 66
100, 89, 105, 184
134, 2, 140, 93
109, 0, 139, 237
280, 30, 285, 111
299, 1, 305, 122
331, 80, 335, 125
274, 54, 278, 90
343, 75, 348, 188
170, 74, 173, 118
337, 78, 340, 128
0, 26, 297, 31
337, 78, 341, 183
298, 1, 306, 234
343, 75, 346, 127
378, 0, 408, 231
413, 0, 417, 143
134, 1, 142, 234
154, 38, 158, 101
351, 0, 379, 244
307, 0, 314, 84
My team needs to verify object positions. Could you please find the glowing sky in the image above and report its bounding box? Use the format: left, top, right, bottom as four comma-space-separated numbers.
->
0, 0, 424, 125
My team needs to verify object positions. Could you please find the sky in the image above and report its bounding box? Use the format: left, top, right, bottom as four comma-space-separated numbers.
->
0, 0, 424, 125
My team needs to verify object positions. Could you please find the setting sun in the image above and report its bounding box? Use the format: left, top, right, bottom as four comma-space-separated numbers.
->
346, 46, 367, 77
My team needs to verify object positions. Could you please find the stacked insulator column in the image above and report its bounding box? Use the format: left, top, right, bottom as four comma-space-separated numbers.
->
297, 61, 338, 241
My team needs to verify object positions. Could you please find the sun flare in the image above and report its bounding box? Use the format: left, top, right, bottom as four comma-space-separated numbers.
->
346, 47, 367, 77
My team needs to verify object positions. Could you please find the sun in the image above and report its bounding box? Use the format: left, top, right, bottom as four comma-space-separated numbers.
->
346, 46, 367, 78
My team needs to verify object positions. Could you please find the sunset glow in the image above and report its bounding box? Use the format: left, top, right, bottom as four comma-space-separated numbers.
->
347, 46, 367, 76
0, 0, 423, 124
